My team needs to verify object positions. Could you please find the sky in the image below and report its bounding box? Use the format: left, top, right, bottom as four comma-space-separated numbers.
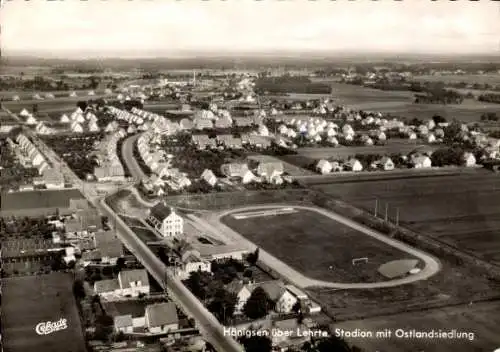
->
1, 0, 499, 58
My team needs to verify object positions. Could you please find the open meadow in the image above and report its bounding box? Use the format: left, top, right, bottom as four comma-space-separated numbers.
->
1, 273, 87, 352
221, 207, 418, 283
335, 300, 500, 352
413, 74, 500, 86
311, 173, 500, 265
294, 82, 500, 123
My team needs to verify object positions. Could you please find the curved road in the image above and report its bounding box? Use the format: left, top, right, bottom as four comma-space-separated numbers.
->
208, 204, 442, 290
122, 133, 147, 182
29, 130, 243, 352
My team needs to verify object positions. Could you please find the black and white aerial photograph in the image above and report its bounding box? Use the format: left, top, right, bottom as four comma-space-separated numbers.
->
0, 1, 499, 352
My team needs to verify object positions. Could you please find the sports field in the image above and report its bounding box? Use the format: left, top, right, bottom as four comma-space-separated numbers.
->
1, 273, 86, 352
311, 172, 500, 265
221, 207, 419, 283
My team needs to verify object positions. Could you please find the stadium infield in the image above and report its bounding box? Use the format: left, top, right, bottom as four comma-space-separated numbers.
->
1, 273, 86, 352
221, 207, 420, 284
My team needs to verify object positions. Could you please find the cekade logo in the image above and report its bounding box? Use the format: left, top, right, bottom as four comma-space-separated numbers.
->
35, 318, 68, 336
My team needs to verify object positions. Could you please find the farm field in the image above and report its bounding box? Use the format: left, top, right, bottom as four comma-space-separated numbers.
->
0, 189, 85, 212
311, 173, 500, 265
221, 207, 418, 283
413, 74, 500, 85
335, 300, 500, 352
1, 273, 87, 352
288, 82, 499, 122
371, 100, 500, 124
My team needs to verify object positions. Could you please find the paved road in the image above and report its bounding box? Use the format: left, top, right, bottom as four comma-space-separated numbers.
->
29, 131, 243, 352
122, 133, 147, 182
206, 204, 442, 290
99, 198, 243, 352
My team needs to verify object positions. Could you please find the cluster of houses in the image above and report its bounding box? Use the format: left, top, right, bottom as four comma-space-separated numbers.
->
138, 132, 192, 193
191, 132, 272, 151
19, 108, 39, 126
315, 150, 477, 175
64, 107, 100, 133
11, 134, 65, 189
93, 129, 127, 182
93, 269, 182, 335
219, 160, 287, 185
34, 121, 56, 135
227, 279, 321, 316
109, 106, 145, 126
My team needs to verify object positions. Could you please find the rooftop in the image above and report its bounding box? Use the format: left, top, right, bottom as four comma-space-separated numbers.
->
146, 302, 179, 327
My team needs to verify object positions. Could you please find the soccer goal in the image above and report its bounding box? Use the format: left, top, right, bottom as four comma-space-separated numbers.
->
352, 257, 369, 265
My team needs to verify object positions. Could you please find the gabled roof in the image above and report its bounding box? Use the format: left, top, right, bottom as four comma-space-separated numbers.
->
220, 163, 249, 177
103, 300, 146, 319
257, 162, 284, 176
94, 279, 120, 293
114, 315, 133, 328
118, 269, 149, 289
94, 230, 123, 258
226, 280, 246, 296
149, 202, 176, 221
146, 302, 179, 327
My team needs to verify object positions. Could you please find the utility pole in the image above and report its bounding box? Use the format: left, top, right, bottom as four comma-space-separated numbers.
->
396, 207, 400, 226
384, 203, 389, 222
374, 198, 378, 217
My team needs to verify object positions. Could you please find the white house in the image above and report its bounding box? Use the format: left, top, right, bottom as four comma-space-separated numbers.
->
94, 269, 151, 299
147, 202, 184, 237
201, 169, 217, 187
316, 159, 332, 174
60, 114, 70, 123
145, 302, 179, 334
259, 281, 298, 314
411, 155, 432, 169
463, 152, 476, 167
26, 115, 38, 125
19, 108, 30, 117
118, 269, 150, 297
107, 301, 146, 334
175, 250, 212, 280
408, 132, 417, 140
427, 133, 436, 143
227, 281, 253, 314
378, 156, 395, 171
345, 159, 363, 172
71, 122, 84, 133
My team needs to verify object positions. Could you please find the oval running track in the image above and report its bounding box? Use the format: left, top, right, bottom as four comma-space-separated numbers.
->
209, 204, 442, 289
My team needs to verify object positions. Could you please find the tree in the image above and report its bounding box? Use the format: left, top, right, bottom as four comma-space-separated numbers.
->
114, 257, 126, 273
76, 101, 88, 112
207, 288, 237, 324
73, 279, 86, 300
443, 120, 462, 145
243, 287, 272, 319
32, 104, 39, 114
239, 335, 272, 352
432, 115, 447, 124
247, 248, 259, 265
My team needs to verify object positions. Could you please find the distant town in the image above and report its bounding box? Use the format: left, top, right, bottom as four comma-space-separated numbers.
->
1, 55, 500, 352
